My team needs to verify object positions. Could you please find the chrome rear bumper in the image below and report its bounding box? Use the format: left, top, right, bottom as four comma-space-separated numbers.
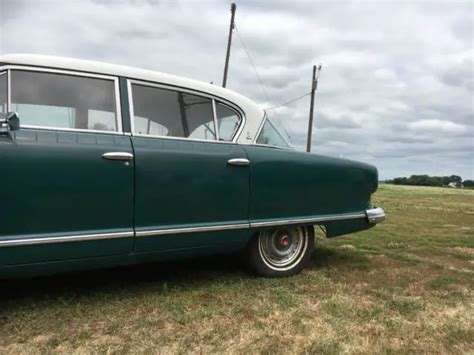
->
366, 207, 386, 224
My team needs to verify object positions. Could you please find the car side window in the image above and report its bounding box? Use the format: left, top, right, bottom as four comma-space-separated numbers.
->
0, 71, 7, 114
10, 70, 119, 132
131, 84, 216, 141
215, 101, 241, 141
256, 118, 290, 148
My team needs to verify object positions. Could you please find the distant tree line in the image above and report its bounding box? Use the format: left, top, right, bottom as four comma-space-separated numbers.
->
464, 180, 474, 187
386, 175, 474, 188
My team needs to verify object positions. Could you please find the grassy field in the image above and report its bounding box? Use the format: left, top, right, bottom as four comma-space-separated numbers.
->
0, 184, 473, 354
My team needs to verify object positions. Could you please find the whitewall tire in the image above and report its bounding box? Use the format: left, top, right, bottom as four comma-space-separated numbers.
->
245, 226, 314, 277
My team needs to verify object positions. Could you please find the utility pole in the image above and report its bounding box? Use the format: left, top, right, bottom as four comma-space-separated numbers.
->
222, 3, 236, 88
306, 64, 322, 153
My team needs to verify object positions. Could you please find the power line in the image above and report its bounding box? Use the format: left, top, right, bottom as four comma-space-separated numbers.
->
233, 23, 314, 117
264, 92, 311, 112
234, 24, 271, 103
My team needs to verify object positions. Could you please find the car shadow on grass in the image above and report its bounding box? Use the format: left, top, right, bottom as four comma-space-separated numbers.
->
0, 255, 240, 294
0, 254, 246, 310
0, 245, 369, 313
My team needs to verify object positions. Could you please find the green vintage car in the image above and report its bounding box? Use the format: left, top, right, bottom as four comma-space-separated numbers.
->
0, 54, 385, 279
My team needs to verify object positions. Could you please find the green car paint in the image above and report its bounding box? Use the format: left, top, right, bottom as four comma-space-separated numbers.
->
242, 145, 378, 237
243, 145, 377, 222
0, 131, 377, 278
0, 129, 135, 266
131, 136, 251, 252
0, 68, 382, 279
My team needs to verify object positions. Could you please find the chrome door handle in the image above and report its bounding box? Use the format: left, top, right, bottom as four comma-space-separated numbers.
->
102, 152, 134, 161
227, 158, 250, 166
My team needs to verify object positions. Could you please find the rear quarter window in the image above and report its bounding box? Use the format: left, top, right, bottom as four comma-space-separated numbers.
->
256, 118, 290, 148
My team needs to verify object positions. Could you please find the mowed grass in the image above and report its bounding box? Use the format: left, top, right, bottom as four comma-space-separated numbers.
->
0, 184, 473, 354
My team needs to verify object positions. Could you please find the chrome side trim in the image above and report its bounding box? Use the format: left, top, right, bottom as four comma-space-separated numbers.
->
366, 207, 386, 224
211, 98, 220, 141
3, 65, 121, 81
114, 75, 123, 133
127, 79, 135, 136
136, 223, 250, 237
131, 132, 239, 145
250, 212, 367, 228
0, 209, 384, 247
7, 69, 11, 112
0, 231, 134, 248
20, 125, 124, 136
250, 143, 295, 151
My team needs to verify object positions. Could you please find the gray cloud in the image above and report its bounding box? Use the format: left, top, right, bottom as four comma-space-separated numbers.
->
1, 0, 473, 179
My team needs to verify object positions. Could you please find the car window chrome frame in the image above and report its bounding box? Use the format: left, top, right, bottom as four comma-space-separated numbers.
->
0, 70, 9, 133
211, 99, 220, 141
251, 143, 294, 151
214, 100, 243, 142
0, 68, 12, 113
1, 65, 123, 135
0, 70, 10, 114
127, 78, 245, 144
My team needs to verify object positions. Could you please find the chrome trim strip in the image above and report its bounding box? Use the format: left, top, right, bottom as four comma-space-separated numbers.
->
127, 79, 135, 135
211, 98, 219, 141
250, 212, 367, 228
250, 143, 295, 151
138, 211, 370, 237
113, 76, 123, 133
20, 125, 124, 136
0, 231, 134, 248
131, 132, 239, 145
231, 107, 246, 142
136, 223, 250, 237
366, 207, 385, 224
2, 65, 119, 81
7, 69, 11, 112
0, 209, 383, 247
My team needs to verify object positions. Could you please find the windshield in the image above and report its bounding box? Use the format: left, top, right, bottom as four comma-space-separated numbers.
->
256, 116, 292, 148
0, 71, 7, 115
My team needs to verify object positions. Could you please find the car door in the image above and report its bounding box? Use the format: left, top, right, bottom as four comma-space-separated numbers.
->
128, 81, 250, 253
0, 68, 134, 266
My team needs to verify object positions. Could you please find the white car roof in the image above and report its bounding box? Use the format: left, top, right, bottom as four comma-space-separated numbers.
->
0, 54, 265, 143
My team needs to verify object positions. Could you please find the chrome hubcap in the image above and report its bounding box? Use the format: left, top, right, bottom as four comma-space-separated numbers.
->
258, 227, 308, 269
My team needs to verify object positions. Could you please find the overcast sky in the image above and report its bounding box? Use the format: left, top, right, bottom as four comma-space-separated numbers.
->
1, 0, 472, 179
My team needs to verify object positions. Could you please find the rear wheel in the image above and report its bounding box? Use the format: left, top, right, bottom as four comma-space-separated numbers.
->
245, 226, 314, 277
